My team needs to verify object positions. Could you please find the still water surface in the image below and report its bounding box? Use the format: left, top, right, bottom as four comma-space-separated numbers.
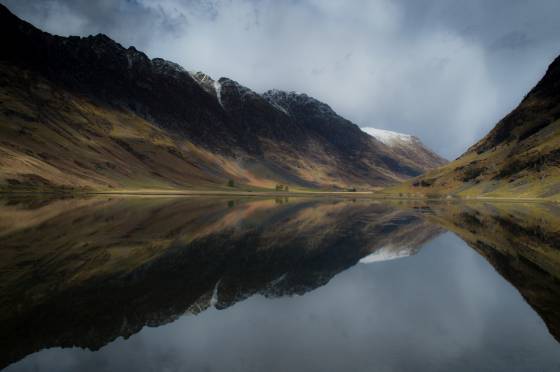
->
1, 196, 559, 371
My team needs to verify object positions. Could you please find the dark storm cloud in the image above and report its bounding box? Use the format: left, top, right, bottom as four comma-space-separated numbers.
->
0, 0, 191, 50
2, 0, 560, 158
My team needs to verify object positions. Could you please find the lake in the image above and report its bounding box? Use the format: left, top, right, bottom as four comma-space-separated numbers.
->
1, 196, 559, 371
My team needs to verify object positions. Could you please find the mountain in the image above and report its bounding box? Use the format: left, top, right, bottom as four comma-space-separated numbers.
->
390, 55, 560, 199
0, 5, 445, 192
0, 196, 443, 368
361, 127, 446, 172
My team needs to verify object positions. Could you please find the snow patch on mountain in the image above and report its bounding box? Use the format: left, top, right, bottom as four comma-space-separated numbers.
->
361, 127, 414, 146
210, 279, 221, 307
213, 80, 223, 107
359, 245, 415, 264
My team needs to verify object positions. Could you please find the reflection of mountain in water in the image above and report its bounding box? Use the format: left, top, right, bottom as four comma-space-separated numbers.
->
0, 196, 442, 369
415, 201, 560, 343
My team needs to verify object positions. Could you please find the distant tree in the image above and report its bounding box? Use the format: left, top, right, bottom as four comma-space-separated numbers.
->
285, 185, 289, 192
348, 187, 357, 192
227, 179, 235, 187
275, 184, 285, 191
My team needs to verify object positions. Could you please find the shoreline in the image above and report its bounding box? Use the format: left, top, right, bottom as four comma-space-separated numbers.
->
0, 189, 558, 203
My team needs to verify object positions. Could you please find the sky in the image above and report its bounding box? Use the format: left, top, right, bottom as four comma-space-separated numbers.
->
3, 0, 560, 159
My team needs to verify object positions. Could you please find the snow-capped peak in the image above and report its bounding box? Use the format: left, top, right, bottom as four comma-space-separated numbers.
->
361, 127, 414, 146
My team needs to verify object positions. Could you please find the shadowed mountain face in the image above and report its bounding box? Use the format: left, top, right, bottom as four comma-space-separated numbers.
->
0, 196, 443, 369
393, 55, 560, 199
0, 5, 445, 192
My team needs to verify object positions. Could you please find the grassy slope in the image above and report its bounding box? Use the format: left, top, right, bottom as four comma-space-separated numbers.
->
1, 65, 366, 192
0, 65, 237, 192
386, 57, 560, 201
387, 125, 560, 201
1, 64, 431, 193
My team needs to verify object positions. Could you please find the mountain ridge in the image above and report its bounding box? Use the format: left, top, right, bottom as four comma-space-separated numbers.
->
0, 3, 446, 192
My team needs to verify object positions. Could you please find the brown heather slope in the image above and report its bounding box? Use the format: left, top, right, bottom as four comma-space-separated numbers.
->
390, 55, 560, 200
0, 5, 445, 192
0, 64, 247, 192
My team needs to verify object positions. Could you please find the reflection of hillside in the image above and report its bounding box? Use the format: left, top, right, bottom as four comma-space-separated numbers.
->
416, 202, 560, 343
0, 196, 442, 369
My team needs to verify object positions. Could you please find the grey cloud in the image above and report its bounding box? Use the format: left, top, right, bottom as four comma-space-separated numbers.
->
491, 31, 532, 51
2, 0, 560, 158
